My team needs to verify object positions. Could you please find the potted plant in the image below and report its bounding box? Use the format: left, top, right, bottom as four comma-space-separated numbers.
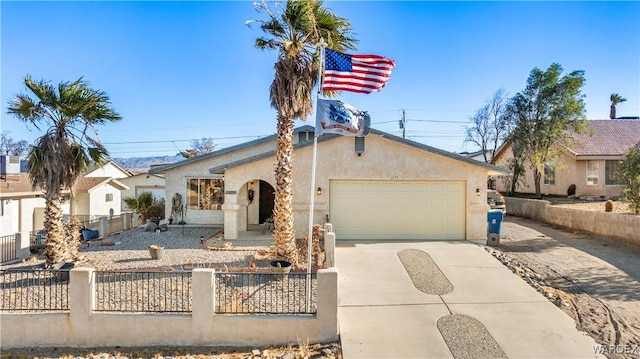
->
270, 260, 292, 280
149, 244, 165, 260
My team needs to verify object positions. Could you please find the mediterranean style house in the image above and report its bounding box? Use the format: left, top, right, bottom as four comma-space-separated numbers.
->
150, 126, 507, 241
492, 119, 640, 198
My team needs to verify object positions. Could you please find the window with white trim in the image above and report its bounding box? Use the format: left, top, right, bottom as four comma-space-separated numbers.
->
605, 160, 624, 185
586, 160, 599, 186
544, 163, 555, 185
187, 178, 224, 210
105, 193, 113, 202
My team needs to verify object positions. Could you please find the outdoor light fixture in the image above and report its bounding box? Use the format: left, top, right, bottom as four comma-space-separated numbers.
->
317, 187, 322, 196
476, 188, 481, 196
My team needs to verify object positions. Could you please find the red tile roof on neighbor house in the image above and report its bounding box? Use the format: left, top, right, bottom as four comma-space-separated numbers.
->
567, 119, 640, 157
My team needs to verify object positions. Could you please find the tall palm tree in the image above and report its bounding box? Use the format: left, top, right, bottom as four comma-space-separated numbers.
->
252, 0, 356, 266
7, 76, 121, 266
610, 93, 627, 119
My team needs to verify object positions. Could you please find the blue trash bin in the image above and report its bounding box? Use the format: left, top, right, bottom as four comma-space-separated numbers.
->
487, 209, 504, 246
487, 209, 504, 235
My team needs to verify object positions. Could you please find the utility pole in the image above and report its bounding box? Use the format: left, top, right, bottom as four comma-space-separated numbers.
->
399, 109, 406, 138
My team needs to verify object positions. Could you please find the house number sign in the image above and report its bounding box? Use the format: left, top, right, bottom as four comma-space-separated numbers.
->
225, 191, 237, 195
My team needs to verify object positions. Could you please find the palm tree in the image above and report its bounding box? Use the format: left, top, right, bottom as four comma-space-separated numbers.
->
610, 93, 627, 119
252, 0, 356, 266
7, 76, 121, 266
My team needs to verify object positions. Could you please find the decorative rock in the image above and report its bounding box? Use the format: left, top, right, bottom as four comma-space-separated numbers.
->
144, 222, 159, 232
252, 349, 261, 356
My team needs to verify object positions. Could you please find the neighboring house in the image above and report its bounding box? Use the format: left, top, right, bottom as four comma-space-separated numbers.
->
0, 156, 68, 236
492, 119, 640, 198
119, 173, 166, 211
85, 161, 132, 179
150, 126, 507, 241
70, 177, 129, 220
459, 149, 493, 163
0, 156, 128, 236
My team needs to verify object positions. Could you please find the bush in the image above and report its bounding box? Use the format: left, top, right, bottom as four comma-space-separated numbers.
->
124, 192, 165, 221
605, 200, 613, 212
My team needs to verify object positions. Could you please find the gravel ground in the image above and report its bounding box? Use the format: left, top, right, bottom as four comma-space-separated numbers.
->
397, 248, 452, 295
6, 226, 274, 271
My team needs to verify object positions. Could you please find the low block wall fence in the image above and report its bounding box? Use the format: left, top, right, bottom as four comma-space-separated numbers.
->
1, 225, 339, 348
505, 197, 640, 246
0, 267, 337, 348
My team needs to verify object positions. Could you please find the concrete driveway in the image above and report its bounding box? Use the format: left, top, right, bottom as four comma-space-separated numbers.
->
335, 240, 602, 359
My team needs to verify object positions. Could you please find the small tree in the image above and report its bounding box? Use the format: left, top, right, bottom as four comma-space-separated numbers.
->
0, 131, 29, 157
124, 192, 165, 221
619, 147, 640, 214
180, 137, 215, 158
465, 88, 509, 163
507, 63, 587, 198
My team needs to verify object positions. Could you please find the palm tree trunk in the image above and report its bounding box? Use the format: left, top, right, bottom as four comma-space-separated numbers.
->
610, 104, 616, 119
273, 115, 298, 267
66, 218, 82, 260
43, 191, 70, 266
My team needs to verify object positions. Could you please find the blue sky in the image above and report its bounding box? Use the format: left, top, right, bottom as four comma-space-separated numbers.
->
2, 1, 639, 158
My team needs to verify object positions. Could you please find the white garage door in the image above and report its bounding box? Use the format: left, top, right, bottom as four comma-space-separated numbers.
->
330, 180, 465, 240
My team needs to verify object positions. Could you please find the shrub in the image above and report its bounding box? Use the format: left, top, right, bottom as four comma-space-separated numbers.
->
124, 192, 165, 221
605, 200, 613, 212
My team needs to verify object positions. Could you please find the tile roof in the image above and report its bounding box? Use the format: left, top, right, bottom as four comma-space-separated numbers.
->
568, 120, 640, 157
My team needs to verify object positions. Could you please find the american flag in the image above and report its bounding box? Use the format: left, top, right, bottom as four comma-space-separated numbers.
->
322, 48, 395, 94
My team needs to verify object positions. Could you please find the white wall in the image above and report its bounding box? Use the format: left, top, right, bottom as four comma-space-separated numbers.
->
89, 184, 122, 217
0, 200, 20, 236
85, 162, 129, 179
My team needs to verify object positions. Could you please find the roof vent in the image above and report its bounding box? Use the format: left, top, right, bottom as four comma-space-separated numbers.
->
355, 137, 365, 156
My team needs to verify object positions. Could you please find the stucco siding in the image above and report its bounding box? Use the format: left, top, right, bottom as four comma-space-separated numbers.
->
162, 142, 275, 224
85, 162, 129, 179
493, 143, 624, 198
224, 135, 489, 240
120, 174, 166, 211
89, 184, 122, 217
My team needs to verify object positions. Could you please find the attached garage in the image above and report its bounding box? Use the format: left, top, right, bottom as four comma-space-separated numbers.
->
330, 180, 466, 240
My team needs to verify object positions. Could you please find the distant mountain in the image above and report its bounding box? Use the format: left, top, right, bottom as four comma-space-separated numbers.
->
112, 155, 183, 173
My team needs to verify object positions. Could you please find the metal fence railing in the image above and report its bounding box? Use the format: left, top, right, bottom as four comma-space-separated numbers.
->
1, 269, 318, 315
215, 272, 317, 315
1, 234, 17, 263
94, 271, 192, 313
0, 269, 71, 312
29, 230, 46, 254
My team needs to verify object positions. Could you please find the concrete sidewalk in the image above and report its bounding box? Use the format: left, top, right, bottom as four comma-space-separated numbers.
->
336, 241, 602, 359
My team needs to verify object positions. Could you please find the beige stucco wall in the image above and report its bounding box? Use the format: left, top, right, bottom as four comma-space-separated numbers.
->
505, 197, 640, 246
163, 140, 276, 225
223, 135, 491, 240
493, 144, 624, 198
0, 267, 339, 349
120, 174, 166, 210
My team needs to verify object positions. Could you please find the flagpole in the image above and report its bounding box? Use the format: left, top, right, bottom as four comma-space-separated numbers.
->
306, 40, 325, 313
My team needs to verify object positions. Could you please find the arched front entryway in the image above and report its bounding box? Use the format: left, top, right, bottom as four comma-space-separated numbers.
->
258, 180, 275, 223
245, 179, 275, 226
